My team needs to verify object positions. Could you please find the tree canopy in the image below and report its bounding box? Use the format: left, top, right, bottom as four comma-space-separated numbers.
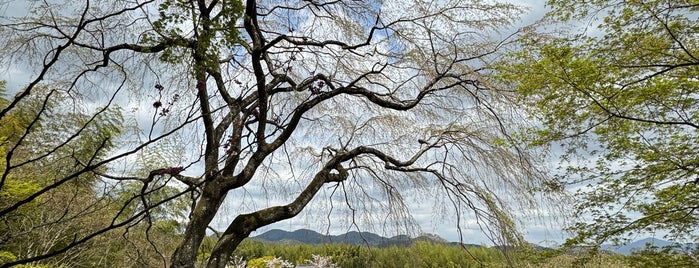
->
0, 0, 554, 267
501, 0, 698, 249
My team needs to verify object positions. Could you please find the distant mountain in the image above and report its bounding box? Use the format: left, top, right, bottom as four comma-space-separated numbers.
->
253, 230, 697, 256
602, 237, 695, 255
252, 229, 447, 247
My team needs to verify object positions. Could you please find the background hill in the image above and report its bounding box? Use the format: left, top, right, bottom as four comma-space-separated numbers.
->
251, 229, 457, 247
602, 237, 695, 255
253, 229, 695, 256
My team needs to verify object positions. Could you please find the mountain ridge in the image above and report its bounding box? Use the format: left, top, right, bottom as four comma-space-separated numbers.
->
252, 229, 695, 255
601, 237, 696, 255
251, 229, 483, 248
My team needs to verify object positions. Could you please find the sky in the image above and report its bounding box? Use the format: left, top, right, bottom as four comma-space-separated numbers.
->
0, 0, 574, 247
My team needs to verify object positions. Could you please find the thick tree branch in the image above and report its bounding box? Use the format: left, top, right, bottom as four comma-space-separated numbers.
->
207, 156, 349, 268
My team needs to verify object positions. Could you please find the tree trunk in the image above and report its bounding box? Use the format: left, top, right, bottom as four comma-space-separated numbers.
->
170, 182, 226, 268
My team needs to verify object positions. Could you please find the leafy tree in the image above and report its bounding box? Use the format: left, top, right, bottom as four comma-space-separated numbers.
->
626, 243, 699, 268
501, 0, 698, 252
1, 0, 557, 267
0, 83, 184, 267
0, 85, 113, 266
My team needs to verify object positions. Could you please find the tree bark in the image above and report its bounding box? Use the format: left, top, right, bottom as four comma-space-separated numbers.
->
171, 181, 227, 268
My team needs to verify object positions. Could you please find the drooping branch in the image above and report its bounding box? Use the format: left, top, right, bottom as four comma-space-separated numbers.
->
207, 156, 349, 268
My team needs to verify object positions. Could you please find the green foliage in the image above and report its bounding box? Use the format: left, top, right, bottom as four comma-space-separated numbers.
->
0, 83, 183, 267
247, 256, 277, 268
0, 177, 40, 199
522, 253, 630, 268
14, 265, 59, 268
626, 244, 699, 268
499, 0, 699, 250
1, 250, 64, 268
230, 239, 638, 268
0, 251, 16, 264
149, 0, 243, 70
240, 240, 473, 267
